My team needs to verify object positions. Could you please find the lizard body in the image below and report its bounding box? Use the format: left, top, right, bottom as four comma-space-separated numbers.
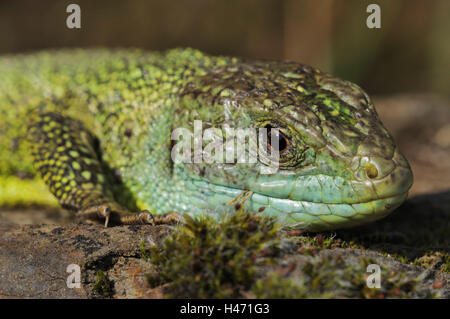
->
0, 48, 413, 230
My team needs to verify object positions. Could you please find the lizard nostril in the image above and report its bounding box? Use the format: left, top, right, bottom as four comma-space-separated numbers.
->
365, 163, 379, 179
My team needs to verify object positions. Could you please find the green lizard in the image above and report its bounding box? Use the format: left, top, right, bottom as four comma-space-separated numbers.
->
0, 48, 413, 231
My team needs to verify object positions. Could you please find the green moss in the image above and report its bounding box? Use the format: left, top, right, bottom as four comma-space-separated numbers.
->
442, 254, 450, 273
252, 272, 309, 298
253, 256, 436, 299
143, 208, 440, 298
290, 228, 448, 281
293, 231, 436, 271
290, 232, 363, 250
413, 252, 450, 274
140, 239, 150, 262
93, 271, 113, 298
146, 207, 282, 298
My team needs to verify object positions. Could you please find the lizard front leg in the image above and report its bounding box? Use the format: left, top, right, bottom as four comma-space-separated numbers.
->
27, 112, 182, 227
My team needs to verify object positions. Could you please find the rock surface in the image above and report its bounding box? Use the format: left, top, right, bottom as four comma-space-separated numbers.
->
0, 204, 448, 298
0, 222, 171, 298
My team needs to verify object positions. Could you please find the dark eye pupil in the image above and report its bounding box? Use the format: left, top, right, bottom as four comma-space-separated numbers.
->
266, 126, 289, 153
278, 133, 287, 151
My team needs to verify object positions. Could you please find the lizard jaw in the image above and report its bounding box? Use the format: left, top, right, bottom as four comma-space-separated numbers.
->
189, 178, 410, 231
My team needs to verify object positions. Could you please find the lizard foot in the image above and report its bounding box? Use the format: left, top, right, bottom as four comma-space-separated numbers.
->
77, 204, 183, 227
119, 210, 156, 226
119, 210, 184, 226
76, 204, 112, 227
152, 211, 185, 225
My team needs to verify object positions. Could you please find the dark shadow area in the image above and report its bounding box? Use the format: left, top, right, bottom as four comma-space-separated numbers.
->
334, 190, 450, 259
93, 138, 141, 214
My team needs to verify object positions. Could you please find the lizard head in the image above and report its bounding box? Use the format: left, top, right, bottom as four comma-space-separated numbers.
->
174, 59, 413, 231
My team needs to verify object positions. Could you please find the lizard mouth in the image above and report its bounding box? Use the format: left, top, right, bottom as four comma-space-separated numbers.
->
190, 178, 410, 231
187, 148, 413, 231
246, 189, 409, 231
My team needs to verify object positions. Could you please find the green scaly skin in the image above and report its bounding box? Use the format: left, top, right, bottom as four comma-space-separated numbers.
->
0, 48, 413, 231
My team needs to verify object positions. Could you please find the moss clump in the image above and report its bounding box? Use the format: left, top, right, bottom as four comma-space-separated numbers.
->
414, 252, 450, 273
253, 257, 436, 299
442, 254, 450, 273
143, 207, 443, 298
140, 239, 150, 261
93, 271, 113, 298
251, 272, 308, 298
291, 232, 362, 250
146, 208, 281, 298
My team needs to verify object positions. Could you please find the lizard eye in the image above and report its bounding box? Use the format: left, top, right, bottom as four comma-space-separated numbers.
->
267, 126, 290, 154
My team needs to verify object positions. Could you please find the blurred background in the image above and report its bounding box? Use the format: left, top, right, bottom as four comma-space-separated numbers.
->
0, 0, 448, 97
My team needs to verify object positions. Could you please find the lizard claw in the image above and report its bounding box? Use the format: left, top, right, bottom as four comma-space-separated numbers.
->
77, 204, 112, 227
97, 205, 111, 228
104, 213, 110, 228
